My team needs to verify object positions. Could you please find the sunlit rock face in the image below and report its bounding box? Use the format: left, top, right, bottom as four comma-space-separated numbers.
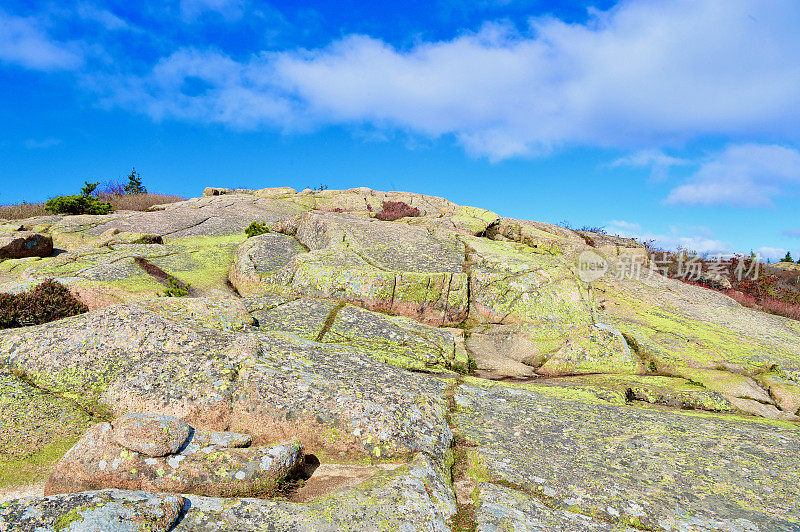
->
1, 186, 799, 530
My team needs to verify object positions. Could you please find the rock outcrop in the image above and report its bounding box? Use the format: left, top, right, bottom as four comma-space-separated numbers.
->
45, 414, 303, 498
1, 186, 799, 530
0, 230, 52, 259
1, 490, 185, 532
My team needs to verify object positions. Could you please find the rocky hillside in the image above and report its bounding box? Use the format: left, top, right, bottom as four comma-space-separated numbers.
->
1, 186, 799, 531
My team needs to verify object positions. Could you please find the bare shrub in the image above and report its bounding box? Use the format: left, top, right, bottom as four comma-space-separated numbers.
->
375, 201, 421, 221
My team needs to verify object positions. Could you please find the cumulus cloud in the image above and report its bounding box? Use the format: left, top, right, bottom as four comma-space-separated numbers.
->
665, 144, 800, 207
0, 9, 83, 71
90, 48, 295, 129
756, 247, 789, 262
92, 0, 800, 159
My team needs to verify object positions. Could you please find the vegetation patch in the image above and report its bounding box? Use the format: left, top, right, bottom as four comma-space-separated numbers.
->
162, 277, 190, 297
0, 279, 88, 329
375, 201, 421, 221
244, 221, 270, 238
44, 195, 112, 215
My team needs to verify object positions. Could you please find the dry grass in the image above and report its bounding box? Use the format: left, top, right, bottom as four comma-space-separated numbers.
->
0, 193, 185, 220
102, 193, 185, 211
0, 203, 49, 219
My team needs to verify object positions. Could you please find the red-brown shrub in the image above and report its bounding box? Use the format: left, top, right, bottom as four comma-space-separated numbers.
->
0, 279, 88, 329
760, 298, 800, 321
375, 201, 420, 221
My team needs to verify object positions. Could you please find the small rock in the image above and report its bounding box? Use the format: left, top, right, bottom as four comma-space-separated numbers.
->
0, 231, 53, 260
111, 413, 192, 458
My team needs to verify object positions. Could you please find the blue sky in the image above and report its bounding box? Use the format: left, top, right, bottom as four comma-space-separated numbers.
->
1, 0, 799, 260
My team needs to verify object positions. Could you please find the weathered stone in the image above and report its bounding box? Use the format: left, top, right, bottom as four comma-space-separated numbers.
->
0, 490, 185, 532
230, 331, 453, 460
0, 369, 94, 490
757, 372, 800, 415
474, 482, 619, 531
45, 417, 303, 498
255, 211, 470, 326
0, 231, 52, 260
229, 232, 306, 296
174, 453, 455, 531
0, 299, 453, 466
452, 379, 800, 531
3, 185, 800, 531
111, 413, 192, 458
465, 235, 593, 325
466, 321, 641, 379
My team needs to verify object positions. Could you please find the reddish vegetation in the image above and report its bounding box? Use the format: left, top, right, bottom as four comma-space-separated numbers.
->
760, 298, 800, 321
665, 251, 800, 321
375, 201, 420, 221
0, 279, 88, 329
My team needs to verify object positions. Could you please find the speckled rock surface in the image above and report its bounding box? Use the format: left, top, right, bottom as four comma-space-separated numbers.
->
174, 453, 456, 531
451, 379, 800, 531
0, 490, 185, 532
110, 414, 192, 458
474, 483, 623, 531
2, 186, 800, 530
0, 295, 453, 465
247, 211, 471, 326
229, 331, 453, 461
0, 369, 94, 488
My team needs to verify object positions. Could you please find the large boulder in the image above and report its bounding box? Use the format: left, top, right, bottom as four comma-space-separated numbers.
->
232, 211, 470, 326
45, 413, 302, 498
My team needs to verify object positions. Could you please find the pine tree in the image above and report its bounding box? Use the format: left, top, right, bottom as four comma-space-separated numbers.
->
81, 181, 99, 196
124, 167, 147, 195
781, 251, 793, 262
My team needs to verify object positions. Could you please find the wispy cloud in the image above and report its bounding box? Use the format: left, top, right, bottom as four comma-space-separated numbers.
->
784, 229, 800, 238
665, 144, 800, 207
180, 0, 246, 21
75, 4, 131, 31
24, 137, 62, 149
89, 0, 800, 160
610, 150, 690, 182
0, 9, 83, 71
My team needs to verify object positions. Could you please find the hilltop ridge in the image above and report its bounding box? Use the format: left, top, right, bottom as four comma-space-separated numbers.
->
1, 186, 799, 531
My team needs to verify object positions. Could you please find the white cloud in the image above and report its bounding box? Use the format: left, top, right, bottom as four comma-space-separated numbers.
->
665, 144, 800, 207
76, 4, 130, 31
93, 0, 800, 159
610, 150, 690, 181
91, 48, 295, 129
756, 247, 788, 262
0, 9, 83, 71
607, 220, 730, 255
